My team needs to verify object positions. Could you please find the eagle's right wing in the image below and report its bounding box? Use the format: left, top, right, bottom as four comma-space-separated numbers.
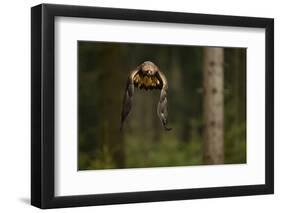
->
120, 68, 140, 131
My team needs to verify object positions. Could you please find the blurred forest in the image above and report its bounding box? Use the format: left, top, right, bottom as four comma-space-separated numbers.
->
78, 41, 246, 170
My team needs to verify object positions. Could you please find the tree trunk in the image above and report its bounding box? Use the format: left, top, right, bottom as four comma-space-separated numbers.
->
99, 45, 126, 168
203, 48, 224, 164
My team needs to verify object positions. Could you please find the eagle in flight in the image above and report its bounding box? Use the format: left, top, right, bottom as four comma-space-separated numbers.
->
120, 61, 172, 131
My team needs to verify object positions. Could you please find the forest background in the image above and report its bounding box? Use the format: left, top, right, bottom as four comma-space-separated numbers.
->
78, 41, 246, 170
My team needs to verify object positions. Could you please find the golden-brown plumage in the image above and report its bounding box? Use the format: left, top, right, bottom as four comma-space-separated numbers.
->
132, 72, 163, 90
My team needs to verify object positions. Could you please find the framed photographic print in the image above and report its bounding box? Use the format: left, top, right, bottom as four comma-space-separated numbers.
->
31, 3, 274, 209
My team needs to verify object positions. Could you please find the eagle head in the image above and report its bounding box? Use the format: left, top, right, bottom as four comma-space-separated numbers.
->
141, 61, 158, 76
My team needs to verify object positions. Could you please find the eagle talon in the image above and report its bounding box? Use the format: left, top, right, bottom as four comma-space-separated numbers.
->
164, 126, 172, 131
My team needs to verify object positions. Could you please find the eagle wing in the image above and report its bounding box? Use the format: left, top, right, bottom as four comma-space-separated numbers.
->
156, 70, 172, 131
120, 68, 140, 131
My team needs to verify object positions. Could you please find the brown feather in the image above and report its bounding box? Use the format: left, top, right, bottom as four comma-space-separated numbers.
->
133, 73, 162, 90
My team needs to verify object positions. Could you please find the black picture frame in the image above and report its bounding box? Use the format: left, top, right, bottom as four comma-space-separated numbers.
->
31, 3, 274, 209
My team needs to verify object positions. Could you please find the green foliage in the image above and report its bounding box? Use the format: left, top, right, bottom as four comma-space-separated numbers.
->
124, 133, 203, 168
225, 122, 246, 164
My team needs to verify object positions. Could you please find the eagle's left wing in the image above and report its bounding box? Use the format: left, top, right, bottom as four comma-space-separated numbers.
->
156, 70, 172, 131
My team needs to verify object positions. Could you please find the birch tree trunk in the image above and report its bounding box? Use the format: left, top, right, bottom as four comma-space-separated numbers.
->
203, 48, 224, 164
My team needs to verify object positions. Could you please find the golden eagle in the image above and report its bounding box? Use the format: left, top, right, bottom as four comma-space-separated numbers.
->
120, 61, 172, 131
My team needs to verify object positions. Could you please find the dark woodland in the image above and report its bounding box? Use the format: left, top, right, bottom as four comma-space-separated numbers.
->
78, 41, 246, 170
